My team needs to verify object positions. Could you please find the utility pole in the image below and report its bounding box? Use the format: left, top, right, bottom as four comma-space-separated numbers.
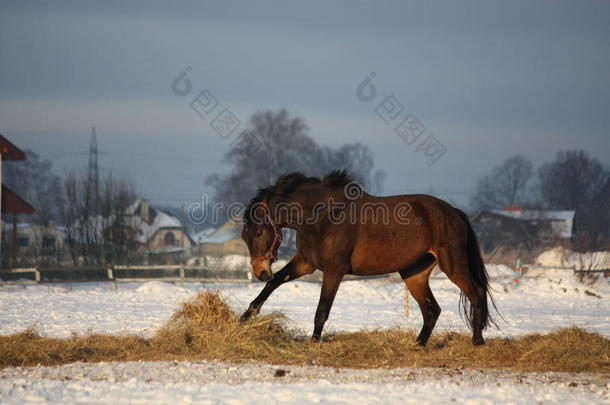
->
85, 126, 100, 215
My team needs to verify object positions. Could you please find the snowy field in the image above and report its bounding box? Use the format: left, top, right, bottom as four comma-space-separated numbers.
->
1, 264, 608, 404
0, 265, 608, 338
1, 360, 608, 404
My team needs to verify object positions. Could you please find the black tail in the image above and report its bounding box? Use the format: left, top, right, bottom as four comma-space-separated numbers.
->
455, 209, 499, 330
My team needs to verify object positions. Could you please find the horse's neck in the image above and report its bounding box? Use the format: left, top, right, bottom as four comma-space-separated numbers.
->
273, 196, 312, 232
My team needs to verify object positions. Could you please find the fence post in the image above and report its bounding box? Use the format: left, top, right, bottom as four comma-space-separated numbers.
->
34, 269, 41, 283
403, 287, 409, 317
513, 258, 522, 286
179, 266, 185, 279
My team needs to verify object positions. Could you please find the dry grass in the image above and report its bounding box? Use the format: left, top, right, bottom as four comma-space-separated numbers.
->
1, 291, 608, 373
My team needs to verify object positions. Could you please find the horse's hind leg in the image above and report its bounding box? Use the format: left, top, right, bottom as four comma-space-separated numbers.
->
436, 246, 486, 345
399, 255, 440, 347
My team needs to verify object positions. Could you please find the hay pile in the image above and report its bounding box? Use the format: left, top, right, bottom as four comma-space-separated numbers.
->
153, 292, 301, 362
1, 291, 608, 372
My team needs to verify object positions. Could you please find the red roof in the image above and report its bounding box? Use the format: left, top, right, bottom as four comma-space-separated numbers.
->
0, 134, 34, 214
0, 134, 26, 160
503, 205, 524, 212
1, 185, 35, 214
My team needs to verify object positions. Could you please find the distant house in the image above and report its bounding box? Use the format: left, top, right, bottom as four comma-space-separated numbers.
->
125, 200, 194, 253
471, 206, 575, 254
70, 200, 194, 254
1, 221, 67, 267
187, 227, 215, 245
4, 222, 67, 252
198, 221, 248, 256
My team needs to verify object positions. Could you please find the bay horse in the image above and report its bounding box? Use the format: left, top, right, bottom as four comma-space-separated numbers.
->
239, 171, 496, 346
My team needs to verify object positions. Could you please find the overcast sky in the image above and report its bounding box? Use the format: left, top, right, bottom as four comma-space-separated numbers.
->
1, 0, 608, 208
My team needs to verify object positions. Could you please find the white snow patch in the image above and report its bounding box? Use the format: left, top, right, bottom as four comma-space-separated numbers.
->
0, 267, 608, 338
536, 247, 610, 270
188, 254, 288, 271
1, 267, 609, 404
135, 281, 189, 295
1, 377, 605, 405
0, 361, 607, 405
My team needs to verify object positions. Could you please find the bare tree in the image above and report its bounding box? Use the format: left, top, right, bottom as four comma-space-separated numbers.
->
573, 236, 610, 284
573, 178, 610, 250
1, 150, 66, 267
470, 155, 534, 210
207, 109, 384, 214
2, 149, 63, 224
538, 150, 608, 211
206, 109, 320, 208
320, 143, 382, 190
63, 172, 98, 265
63, 172, 141, 265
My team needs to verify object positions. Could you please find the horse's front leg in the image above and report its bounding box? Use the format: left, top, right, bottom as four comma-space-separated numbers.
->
240, 253, 314, 322
312, 271, 345, 341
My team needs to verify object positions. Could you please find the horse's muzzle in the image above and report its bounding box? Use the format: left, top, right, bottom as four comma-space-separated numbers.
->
257, 269, 272, 282
251, 257, 273, 281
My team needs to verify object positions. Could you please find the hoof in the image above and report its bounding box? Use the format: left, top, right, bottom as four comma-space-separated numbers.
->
311, 334, 321, 343
415, 334, 429, 347
416, 340, 427, 348
472, 337, 485, 346
239, 310, 254, 323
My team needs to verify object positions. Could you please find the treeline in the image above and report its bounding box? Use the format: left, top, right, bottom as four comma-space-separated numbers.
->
1, 157, 144, 268
1, 109, 385, 268
206, 109, 384, 210
470, 150, 609, 250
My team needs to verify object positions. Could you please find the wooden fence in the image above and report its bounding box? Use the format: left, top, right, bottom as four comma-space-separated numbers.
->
0, 264, 607, 285
0, 265, 253, 284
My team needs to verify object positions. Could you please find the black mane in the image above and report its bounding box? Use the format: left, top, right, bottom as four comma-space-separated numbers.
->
243, 170, 359, 224
273, 172, 320, 196
322, 170, 357, 188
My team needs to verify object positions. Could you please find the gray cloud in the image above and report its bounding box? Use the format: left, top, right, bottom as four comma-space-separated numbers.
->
1, 0, 608, 206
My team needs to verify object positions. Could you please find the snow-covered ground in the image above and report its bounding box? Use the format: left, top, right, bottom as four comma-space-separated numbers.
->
536, 246, 610, 270
0, 265, 608, 338
1, 264, 608, 404
1, 360, 608, 405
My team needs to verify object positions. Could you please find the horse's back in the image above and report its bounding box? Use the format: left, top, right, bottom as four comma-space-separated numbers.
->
349, 193, 462, 275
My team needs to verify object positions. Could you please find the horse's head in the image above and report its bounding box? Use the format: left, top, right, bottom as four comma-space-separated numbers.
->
242, 201, 282, 282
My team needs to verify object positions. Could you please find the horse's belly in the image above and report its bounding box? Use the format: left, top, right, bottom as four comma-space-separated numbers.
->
350, 243, 427, 276
349, 222, 431, 275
